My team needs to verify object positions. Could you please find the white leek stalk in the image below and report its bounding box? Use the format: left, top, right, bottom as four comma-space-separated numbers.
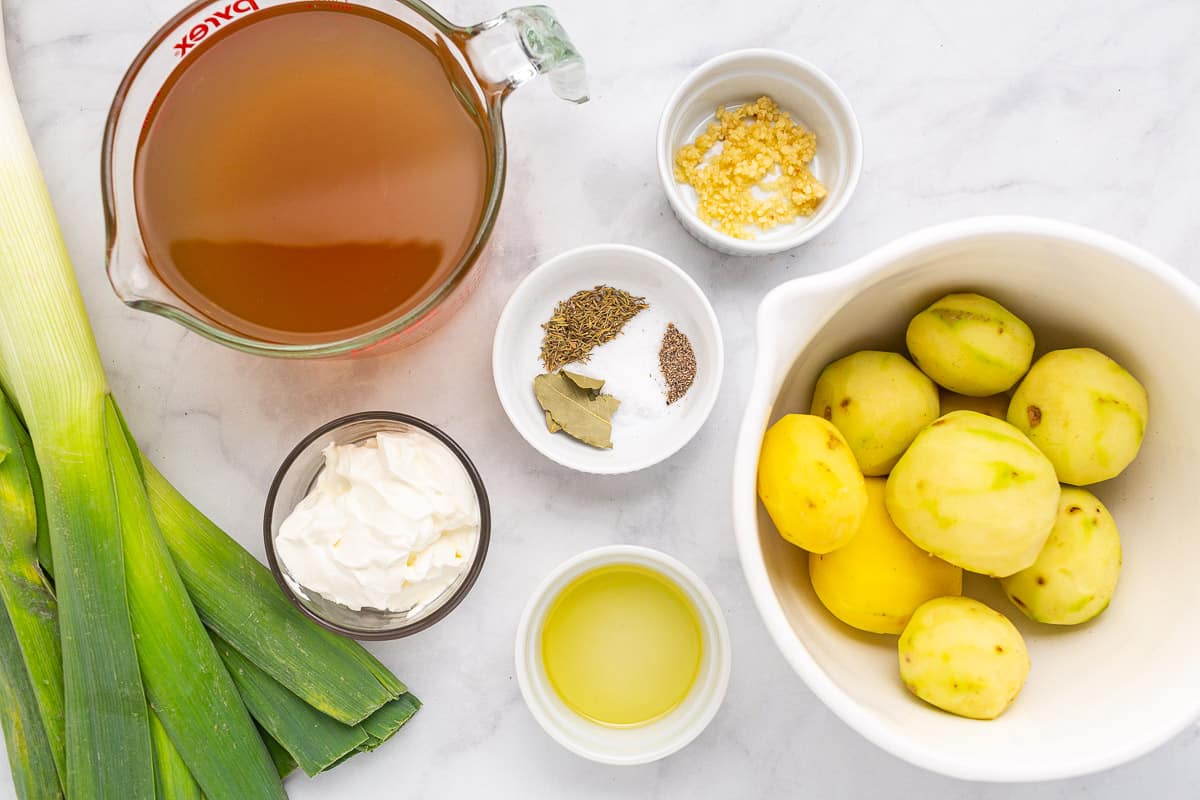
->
0, 4, 153, 794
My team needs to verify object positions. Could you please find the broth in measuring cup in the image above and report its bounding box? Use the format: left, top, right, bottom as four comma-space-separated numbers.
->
134, 3, 491, 344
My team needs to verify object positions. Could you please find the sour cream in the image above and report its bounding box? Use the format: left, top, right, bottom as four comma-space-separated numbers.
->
276, 430, 480, 614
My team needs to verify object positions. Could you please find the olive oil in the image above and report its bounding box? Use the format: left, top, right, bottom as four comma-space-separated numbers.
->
540, 564, 703, 727
134, 3, 490, 343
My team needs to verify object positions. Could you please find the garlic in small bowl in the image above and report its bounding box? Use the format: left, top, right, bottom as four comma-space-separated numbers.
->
657, 49, 862, 255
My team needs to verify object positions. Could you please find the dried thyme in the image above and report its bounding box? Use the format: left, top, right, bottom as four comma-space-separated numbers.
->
540, 285, 649, 372
659, 323, 697, 404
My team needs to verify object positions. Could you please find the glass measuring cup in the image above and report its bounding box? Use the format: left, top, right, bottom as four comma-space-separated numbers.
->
102, 0, 587, 358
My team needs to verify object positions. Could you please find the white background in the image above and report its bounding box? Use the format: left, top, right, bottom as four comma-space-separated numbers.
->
3, 0, 1200, 796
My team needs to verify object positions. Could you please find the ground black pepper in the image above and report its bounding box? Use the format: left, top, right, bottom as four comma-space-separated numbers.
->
659, 323, 697, 404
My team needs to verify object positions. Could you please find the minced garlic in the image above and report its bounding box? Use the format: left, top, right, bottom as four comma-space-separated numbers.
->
673, 96, 827, 239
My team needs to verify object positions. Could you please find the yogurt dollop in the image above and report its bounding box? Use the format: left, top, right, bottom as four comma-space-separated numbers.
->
276, 430, 480, 613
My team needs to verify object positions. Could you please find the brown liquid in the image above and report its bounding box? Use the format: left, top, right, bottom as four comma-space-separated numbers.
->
134, 3, 490, 343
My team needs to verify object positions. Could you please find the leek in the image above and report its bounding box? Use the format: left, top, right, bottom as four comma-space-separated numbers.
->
212, 634, 420, 775
261, 727, 298, 780
0, 394, 64, 787
149, 712, 202, 800
0, 7, 152, 792
357, 693, 422, 749
108, 401, 284, 799
213, 635, 371, 776
0, 602, 60, 800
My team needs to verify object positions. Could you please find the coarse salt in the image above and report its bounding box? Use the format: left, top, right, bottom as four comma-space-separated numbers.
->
566, 305, 679, 437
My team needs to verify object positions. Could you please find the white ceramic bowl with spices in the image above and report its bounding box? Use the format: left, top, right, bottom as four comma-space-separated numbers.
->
732, 217, 1200, 781
492, 244, 723, 474
657, 49, 862, 255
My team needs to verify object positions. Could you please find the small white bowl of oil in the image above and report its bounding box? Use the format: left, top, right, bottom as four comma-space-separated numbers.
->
657, 49, 862, 256
515, 545, 731, 765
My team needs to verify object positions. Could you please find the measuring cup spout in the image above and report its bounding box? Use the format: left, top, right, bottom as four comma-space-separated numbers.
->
463, 6, 589, 104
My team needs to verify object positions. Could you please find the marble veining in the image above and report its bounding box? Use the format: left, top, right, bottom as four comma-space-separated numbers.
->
2, 0, 1199, 797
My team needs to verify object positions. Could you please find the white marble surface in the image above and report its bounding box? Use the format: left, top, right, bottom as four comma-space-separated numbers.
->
3, 0, 1200, 796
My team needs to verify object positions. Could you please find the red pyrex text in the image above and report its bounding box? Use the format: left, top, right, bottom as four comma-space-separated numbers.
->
174, 1, 259, 56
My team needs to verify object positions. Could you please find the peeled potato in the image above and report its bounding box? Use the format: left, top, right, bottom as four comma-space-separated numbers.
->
938, 389, 1008, 420
1001, 487, 1121, 625
906, 293, 1035, 396
1008, 348, 1148, 486
810, 351, 940, 476
757, 414, 868, 554
810, 478, 962, 634
899, 597, 1030, 720
886, 411, 1060, 577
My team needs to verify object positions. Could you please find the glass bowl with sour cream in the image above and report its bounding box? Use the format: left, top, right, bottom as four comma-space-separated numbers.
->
264, 412, 490, 639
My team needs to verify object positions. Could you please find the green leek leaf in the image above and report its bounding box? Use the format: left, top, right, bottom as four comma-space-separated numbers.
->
108, 400, 284, 799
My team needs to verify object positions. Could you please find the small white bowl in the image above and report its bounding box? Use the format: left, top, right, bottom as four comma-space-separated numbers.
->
657, 49, 862, 256
515, 545, 731, 765
492, 244, 723, 474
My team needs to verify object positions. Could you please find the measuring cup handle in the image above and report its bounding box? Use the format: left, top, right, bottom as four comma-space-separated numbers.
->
463, 6, 589, 104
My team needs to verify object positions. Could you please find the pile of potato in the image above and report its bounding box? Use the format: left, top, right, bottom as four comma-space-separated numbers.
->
757, 293, 1147, 720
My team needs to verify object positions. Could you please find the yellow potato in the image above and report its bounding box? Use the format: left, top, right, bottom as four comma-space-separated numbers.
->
810, 351, 940, 476
1001, 487, 1121, 625
906, 293, 1035, 396
810, 478, 962, 634
938, 389, 1008, 420
898, 597, 1030, 720
886, 411, 1060, 577
757, 414, 868, 553
1008, 348, 1148, 485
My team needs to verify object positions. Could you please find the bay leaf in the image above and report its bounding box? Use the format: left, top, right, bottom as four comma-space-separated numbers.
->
562, 370, 605, 393
545, 411, 562, 433
533, 372, 621, 449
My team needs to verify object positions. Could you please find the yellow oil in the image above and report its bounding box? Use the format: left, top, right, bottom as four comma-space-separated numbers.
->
540, 564, 703, 727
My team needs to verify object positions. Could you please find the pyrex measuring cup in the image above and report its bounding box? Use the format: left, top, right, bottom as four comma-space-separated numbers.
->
102, 0, 587, 358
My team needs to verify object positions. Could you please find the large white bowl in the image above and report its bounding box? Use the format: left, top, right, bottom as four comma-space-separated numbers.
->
732, 216, 1200, 782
